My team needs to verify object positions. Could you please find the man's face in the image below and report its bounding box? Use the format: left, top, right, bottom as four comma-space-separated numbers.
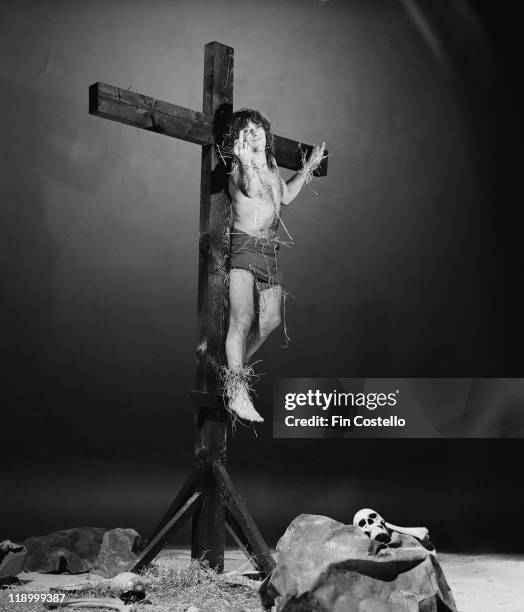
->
241, 120, 266, 152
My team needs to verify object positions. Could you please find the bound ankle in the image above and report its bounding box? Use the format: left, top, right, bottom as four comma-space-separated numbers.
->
220, 364, 263, 423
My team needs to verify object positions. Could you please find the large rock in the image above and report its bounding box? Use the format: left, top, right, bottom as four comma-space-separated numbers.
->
259, 514, 457, 612
0, 540, 28, 585
23, 527, 142, 575
23, 527, 107, 573
93, 528, 142, 578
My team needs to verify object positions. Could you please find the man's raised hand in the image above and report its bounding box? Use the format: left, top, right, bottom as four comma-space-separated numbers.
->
304, 141, 326, 173
234, 129, 254, 167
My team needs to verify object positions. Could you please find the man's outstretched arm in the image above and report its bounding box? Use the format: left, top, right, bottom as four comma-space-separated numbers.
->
282, 142, 326, 205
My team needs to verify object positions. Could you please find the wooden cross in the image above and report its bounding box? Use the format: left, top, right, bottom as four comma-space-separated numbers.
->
89, 41, 328, 575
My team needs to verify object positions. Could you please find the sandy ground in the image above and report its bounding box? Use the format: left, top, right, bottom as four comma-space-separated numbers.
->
437, 552, 524, 612
6, 548, 524, 611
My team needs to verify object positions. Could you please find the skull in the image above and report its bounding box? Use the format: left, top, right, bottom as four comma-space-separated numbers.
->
353, 508, 391, 543
109, 571, 146, 603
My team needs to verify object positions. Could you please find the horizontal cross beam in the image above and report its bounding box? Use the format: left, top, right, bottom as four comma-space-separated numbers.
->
89, 82, 213, 145
274, 134, 328, 176
89, 82, 328, 175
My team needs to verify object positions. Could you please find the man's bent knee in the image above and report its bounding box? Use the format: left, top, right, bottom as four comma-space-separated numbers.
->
260, 312, 281, 336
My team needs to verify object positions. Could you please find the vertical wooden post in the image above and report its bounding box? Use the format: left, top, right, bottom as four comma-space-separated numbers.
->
191, 42, 234, 571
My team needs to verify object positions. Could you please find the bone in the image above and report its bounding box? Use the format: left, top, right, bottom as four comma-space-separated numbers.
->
46, 597, 136, 612
384, 522, 429, 541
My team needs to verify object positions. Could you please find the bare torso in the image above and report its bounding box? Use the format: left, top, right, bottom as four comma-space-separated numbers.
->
229, 167, 283, 238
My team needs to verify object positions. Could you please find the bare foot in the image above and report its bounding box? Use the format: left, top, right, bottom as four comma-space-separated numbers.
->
227, 382, 264, 422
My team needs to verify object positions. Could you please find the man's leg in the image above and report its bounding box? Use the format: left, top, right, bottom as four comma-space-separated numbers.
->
224, 269, 264, 422
246, 284, 282, 360
226, 269, 254, 369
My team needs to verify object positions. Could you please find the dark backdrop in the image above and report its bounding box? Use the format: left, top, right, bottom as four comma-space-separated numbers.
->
1, 0, 522, 552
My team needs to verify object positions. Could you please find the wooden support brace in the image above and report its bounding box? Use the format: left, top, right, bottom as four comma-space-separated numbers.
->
213, 461, 276, 576
130, 491, 202, 573
145, 469, 199, 544
225, 512, 253, 566
225, 510, 268, 575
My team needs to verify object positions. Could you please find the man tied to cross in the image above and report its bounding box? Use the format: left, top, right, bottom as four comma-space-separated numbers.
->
222, 109, 326, 423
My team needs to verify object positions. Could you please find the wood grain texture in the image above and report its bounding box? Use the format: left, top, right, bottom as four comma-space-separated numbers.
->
89, 82, 213, 145
191, 465, 225, 572
191, 42, 234, 571
195, 42, 234, 393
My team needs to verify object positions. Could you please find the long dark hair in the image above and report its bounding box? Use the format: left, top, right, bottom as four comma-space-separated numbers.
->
223, 108, 277, 171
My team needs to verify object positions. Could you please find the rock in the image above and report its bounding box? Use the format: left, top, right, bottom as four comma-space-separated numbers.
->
259, 514, 457, 612
23, 528, 107, 573
93, 528, 142, 578
0, 540, 28, 585
47, 548, 91, 574
22, 527, 143, 576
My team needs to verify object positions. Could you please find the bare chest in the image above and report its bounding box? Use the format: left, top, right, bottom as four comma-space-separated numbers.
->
258, 171, 282, 206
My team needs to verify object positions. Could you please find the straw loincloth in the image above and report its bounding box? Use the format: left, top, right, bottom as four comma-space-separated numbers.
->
229, 229, 283, 290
